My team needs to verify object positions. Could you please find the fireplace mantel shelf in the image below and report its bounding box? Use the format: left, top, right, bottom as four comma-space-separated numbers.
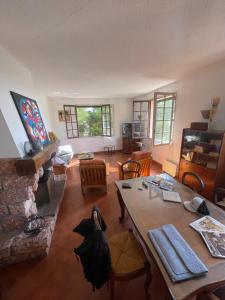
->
15, 140, 60, 176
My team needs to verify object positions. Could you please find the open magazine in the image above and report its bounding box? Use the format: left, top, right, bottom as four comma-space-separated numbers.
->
190, 216, 225, 258
190, 216, 225, 233
200, 231, 225, 258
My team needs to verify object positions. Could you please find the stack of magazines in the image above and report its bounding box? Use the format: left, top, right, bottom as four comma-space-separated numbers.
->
190, 216, 225, 258
146, 175, 174, 191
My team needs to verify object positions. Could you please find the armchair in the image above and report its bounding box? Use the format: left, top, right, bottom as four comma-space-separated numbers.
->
118, 150, 152, 179
79, 159, 107, 195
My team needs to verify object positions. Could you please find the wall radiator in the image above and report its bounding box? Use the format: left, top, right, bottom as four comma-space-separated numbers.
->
162, 160, 178, 178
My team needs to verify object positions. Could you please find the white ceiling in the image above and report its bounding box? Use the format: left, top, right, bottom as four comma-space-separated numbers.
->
1, 0, 225, 98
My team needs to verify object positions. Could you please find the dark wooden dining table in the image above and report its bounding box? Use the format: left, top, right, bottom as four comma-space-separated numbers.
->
115, 174, 225, 300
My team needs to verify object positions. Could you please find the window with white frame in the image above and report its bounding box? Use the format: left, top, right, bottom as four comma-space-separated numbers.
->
153, 92, 176, 145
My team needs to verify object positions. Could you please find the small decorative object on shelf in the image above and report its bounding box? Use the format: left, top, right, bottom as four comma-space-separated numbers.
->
136, 141, 144, 150
24, 214, 44, 235
201, 97, 220, 129
33, 137, 43, 151
24, 141, 35, 156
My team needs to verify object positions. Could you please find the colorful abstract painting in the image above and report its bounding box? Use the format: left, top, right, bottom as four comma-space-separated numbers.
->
11, 91, 50, 148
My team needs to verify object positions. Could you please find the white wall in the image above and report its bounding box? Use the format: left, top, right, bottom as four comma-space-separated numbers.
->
135, 59, 225, 165
0, 46, 52, 158
48, 97, 133, 154
0, 110, 19, 157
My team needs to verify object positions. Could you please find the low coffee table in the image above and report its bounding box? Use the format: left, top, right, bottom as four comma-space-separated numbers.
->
77, 152, 94, 160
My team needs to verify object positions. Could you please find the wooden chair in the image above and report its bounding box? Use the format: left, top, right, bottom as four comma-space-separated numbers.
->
79, 159, 107, 195
118, 151, 152, 179
117, 160, 141, 222
181, 171, 205, 194
120, 160, 141, 180
109, 230, 151, 300
92, 212, 151, 300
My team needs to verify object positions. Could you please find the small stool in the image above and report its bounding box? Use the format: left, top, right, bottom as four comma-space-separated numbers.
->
104, 145, 115, 155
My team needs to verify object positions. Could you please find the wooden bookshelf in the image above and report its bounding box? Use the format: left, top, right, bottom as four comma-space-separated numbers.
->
178, 129, 225, 201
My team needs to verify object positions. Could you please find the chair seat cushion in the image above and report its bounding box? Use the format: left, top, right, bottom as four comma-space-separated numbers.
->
109, 231, 146, 274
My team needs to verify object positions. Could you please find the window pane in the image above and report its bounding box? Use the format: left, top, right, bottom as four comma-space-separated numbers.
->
163, 120, 171, 132
71, 115, 77, 122
141, 102, 148, 111
106, 115, 110, 123
67, 123, 72, 130
164, 108, 172, 120
67, 130, 73, 138
165, 99, 173, 108
157, 100, 164, 108
154, 133, 162, 145
73, 130, 78, 137
134, 112, 141, 121
156, 108, 164, 120
77, 106, 102, 137
72, 123, 77, 130
155, 121, 163, 133
141, 111, 148, 121
134, 102, 141, 111
70, 106, 76, 115
103, 121, 107, 129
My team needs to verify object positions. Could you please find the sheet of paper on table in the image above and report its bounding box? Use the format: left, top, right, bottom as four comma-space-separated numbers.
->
163, 191, 182, 203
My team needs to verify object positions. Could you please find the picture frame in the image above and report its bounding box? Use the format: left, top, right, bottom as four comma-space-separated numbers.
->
58, 110, 71, 122
11, 91, 50, 148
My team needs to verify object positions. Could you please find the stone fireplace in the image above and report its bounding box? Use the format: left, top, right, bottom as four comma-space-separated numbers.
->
0, 141, 65, 267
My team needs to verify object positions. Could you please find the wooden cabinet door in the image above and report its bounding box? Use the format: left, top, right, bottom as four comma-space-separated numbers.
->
123, 138, 140, 154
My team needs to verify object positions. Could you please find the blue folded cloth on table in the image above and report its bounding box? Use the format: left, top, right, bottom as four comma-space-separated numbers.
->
148, 224, 208, 282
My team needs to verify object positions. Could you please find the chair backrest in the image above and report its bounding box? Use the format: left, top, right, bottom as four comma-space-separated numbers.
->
131, 151, 152, 176
182, 171, 205, 194
79, 159, 106, 186
120, 160, 141, 180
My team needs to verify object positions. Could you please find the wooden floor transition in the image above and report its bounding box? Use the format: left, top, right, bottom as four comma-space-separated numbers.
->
0, 152, 171, 300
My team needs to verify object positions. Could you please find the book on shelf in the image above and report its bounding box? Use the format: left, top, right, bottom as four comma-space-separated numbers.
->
194, 145, 204, 153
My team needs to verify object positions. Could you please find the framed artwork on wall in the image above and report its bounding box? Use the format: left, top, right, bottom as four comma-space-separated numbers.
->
10, 91, 50, 148
58, 110, 71, 122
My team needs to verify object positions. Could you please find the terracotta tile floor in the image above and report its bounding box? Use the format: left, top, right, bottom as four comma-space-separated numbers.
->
0, 152, 169, 300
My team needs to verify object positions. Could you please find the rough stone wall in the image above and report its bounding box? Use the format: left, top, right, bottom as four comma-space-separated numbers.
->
0, 158, 56, 267
0, 158, 38, 233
